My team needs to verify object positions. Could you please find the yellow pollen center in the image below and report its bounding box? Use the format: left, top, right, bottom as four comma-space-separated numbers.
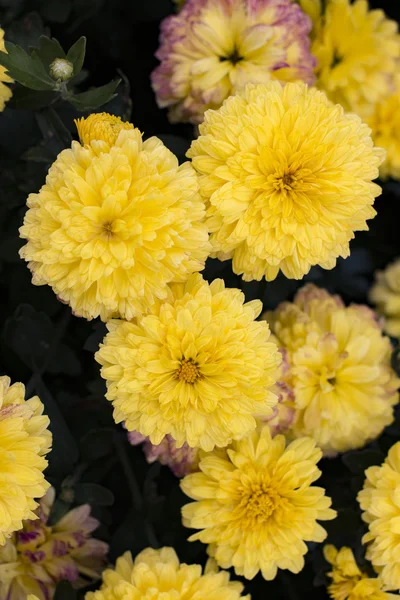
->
274, 171, 296, 192
239, 482, 283, 525
176, 359, 201, 384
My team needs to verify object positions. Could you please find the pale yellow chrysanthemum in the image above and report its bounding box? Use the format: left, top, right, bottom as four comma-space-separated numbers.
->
266, 284, 399, 454
0, 28, 13, 111
188, 82, 384, 282
306, 0, 400, 119
0, 376, 51, 545
181, 425, 336, 580
370, 259, 400, 338
75, 113, 134, 147
96, 273, 281, 451
85, 547, 250, 600
323, 545, 396, 600
368, 80, 400, 180
19, 116, 210, 321
358, 442, 400, 590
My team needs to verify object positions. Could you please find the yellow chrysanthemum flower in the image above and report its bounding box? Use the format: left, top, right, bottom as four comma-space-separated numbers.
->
181, 425, 336, 580
306, 0, 400, 118
19, 116, 210, 321
370, 259, 400, 338
75, 113, 134, 147
188, 82, 384, 282
266, 284, 399, 454
0, 27, 13, 111
323, 545, 396, 600
0, 376, 51, 545
96, 273, 281, 451
358, 441, 400, 590
368, 82, 400, 180
85, 547, 250, 600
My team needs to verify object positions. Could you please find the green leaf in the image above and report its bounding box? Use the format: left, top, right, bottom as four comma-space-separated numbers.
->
80, 428, 114, 461
23, 144, 56, 163
33, 35, 66, 71
35, 378, 79, 481
342, 448, 384, 474
74, 482, 114, 506
69, 78, 121, 111
0, 41, 55, 90
66, 37, 86, 78
36, 108, 73, 157
8, 86, 58, 110
54, 581, 77, 600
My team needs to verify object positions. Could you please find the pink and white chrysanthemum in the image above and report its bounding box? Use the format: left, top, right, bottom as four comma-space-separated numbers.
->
152, 0, 316, 123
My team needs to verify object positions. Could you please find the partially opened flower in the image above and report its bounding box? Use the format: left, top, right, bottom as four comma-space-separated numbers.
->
358, 441, 400, 591
19, 113, 210, 321
181, 425, 336, 580
0, 376, 51, 545
85, 547, 250, 599
266, 284, 399, 454
188, 82, 384, 282
323, 545, 396, 600
128, 431, 199, 477
96, 273, 281, 451
0, 487, 108, 600
306, 0, 400, 118
370, 259, 400, 338
152, 0, 316, 123
0, 28, 13, 111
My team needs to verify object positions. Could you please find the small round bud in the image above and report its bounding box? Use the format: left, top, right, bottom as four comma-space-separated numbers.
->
49, 58, 74, 82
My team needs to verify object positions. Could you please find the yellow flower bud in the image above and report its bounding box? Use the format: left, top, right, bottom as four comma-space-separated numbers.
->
75, 112, 134, 146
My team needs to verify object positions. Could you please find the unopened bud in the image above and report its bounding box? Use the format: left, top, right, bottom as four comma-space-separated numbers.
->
50, 58, 74, 82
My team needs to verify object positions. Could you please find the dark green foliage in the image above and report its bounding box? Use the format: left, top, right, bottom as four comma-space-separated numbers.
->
0, 1, 399, 599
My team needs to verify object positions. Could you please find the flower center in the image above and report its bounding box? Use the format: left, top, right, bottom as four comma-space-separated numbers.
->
274, 171, 296, 192
102, 221, 114, 238
220, 47, 243, 65
331, 51, 342, 68
238, 481, 284, 527
176, 359, 201, 384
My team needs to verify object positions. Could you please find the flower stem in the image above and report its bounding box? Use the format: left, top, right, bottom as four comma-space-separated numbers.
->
113, 430, 159, 548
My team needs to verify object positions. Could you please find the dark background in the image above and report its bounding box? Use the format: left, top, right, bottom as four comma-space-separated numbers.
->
0, 1, 400, 598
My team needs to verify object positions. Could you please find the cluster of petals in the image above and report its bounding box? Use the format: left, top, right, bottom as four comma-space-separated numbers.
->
0, 486, 108, 600
370, 258, 400, 339
0, 28, 13, 111
19, 114, 210, 321
152, 0, 316, 123
323, 545, 395, 600
96, 273, 281, 451
0, 376, 51, 545
181, 425, 336, 580
266, 284, 399, 454
128, 431, 199, 477
85, 546, 250, 599
188, 81, 384, 282
358, 442, 400, 591
306, 0, 400, 119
